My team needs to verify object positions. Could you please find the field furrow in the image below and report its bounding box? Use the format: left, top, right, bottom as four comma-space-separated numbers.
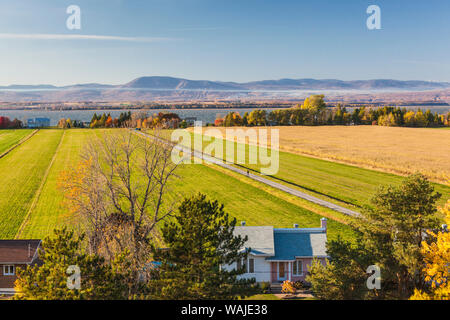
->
0, 129, 34, 155
0, 130, 64, 238
18, 130, 93, 238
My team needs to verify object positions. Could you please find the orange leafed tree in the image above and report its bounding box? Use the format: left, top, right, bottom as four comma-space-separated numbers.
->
58, 159, 92, 216
411, 200, 450, 300
281, 280, 296, 295
105, 116, 113, 128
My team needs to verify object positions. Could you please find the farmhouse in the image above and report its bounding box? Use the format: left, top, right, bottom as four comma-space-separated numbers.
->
0, 240, 42, 295
225, 218, 328, 283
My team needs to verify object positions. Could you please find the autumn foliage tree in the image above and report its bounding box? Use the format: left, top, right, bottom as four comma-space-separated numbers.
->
58, 130, 179, 295
410, 200, 450, 300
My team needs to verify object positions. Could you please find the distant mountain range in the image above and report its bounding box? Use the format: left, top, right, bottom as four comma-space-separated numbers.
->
2, 76, 450, 91
1, 76, 450, 102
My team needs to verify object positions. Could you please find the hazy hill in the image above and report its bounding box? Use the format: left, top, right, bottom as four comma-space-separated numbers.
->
1, 76, 449, 102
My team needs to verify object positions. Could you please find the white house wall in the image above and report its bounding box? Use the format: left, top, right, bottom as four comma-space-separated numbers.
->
223, 256, 271, 283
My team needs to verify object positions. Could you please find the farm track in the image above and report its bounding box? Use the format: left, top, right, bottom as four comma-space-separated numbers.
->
135, 130, 360, 217
0, 129, 38, 159
15, 131, 66, 239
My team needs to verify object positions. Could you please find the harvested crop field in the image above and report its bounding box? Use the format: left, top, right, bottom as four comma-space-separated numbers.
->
198, 126, 450, 184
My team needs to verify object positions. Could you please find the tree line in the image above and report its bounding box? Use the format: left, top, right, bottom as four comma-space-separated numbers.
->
219, 95, 450, 127
89, 111, 132, 128
134, 112, 182, 129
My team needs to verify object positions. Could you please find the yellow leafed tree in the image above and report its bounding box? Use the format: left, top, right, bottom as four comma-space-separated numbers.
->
411, 200, 450, 300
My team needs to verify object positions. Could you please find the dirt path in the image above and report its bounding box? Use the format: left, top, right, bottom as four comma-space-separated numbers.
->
135, 129, 360, 217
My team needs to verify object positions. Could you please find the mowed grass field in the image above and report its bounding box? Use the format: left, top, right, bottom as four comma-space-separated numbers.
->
0, 129, 354, 242
0, 129, 34, 155
185, 128, 450, 209
18, 130, 98, 238
169, 164, 354, 241
0, 130, 63, 238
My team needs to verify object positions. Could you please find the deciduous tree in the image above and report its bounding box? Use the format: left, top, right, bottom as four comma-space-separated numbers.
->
410, 200, 450, 300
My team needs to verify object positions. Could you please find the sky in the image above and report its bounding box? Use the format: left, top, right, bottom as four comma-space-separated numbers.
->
0, 0, 449, 86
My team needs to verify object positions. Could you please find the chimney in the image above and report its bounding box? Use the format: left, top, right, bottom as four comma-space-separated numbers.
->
293, 223, 299, 228
241, 221, 246, 226
321, 218, 327, 231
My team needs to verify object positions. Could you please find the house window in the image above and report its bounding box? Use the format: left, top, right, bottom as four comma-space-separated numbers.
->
3, 265, 15, 276
236, 259, 242, 271
249, 259, 255, 273
293, 261, 303, 275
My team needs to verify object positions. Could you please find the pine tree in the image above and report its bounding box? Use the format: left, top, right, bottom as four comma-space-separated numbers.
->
307, 174, 442, 300
91, 113, 98, 124
14, 228, 129, 300
149, 193, 258, 300
355, 173, 441, 298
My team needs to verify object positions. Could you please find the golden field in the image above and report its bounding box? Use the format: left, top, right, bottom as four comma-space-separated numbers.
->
192, 126, 450, 184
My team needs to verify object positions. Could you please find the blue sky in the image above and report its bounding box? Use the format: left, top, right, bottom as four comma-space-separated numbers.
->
0, 0, 449, 85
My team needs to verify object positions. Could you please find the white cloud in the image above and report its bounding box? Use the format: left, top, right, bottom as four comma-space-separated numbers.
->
0, 33, 176, 42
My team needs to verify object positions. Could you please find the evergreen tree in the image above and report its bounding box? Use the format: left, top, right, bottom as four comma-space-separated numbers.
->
307, 174, 441, 300
14, 228, 129, 300
90, 113, 98, 124
307, 237, 371, 300
242, 112, 249, 126
99, 113, 107, 127
149, 193, 258, 300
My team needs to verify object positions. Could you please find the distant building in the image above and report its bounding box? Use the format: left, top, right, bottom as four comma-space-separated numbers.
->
27, 118, 50, 128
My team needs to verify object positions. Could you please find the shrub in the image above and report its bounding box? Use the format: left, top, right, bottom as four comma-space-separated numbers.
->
260, 282, 270, 293
281, 280, 296, 294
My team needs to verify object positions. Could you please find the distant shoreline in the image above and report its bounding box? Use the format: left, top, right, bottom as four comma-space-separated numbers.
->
0, 102, 448, 112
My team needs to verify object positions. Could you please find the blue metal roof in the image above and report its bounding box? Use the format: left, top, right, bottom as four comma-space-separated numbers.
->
265, 229, 327, 261
234, 225, 327, 261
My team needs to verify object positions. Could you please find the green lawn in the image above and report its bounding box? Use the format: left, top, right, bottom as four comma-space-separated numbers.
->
169, 163, 355, 242
13, 129, 354, 242
0, 129, 34, 155
19, 130, 94, 238
180, 131, 450, 209
0, 130, 63, 238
